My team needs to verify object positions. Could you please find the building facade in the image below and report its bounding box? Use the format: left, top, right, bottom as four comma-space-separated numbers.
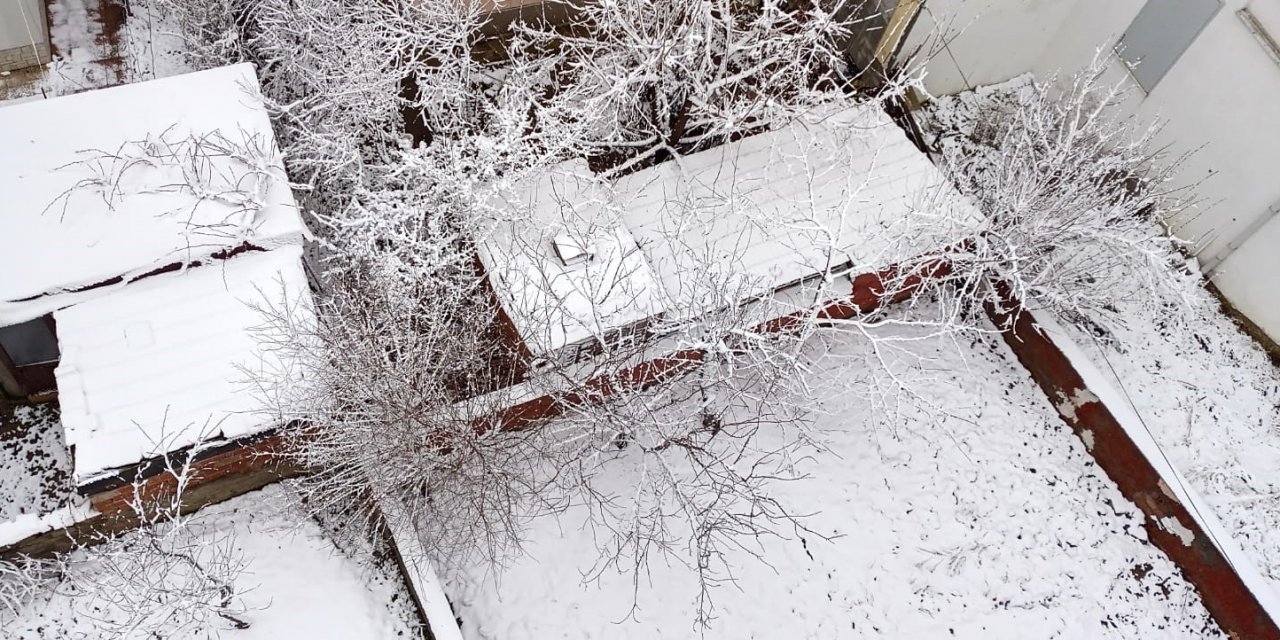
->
909, 0, 1280, 348
0, 0, 49, 72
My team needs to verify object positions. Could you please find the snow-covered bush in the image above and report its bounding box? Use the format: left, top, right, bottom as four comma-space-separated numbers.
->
523, 0, 873, 174
920, 56, 1196, 328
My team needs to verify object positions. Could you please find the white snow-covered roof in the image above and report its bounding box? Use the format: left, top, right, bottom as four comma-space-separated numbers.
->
53, 246, 311, 484
478, 103, 977, 356
614, 106, 971, 305
477, 162, 666, 357
0, 63, 307, 325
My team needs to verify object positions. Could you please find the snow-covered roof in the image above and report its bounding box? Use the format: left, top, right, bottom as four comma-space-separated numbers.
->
614, 106, 971, 304
53, 246, 311, 484
478, 103, 977, 356
0, 63, 307, 325
477, 162, 666, 357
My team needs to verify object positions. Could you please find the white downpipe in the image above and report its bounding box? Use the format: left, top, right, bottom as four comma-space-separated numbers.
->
1204, 196, 1280, 275
16, 0, 46, 66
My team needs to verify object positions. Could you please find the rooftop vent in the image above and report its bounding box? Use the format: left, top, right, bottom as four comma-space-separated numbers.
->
553, 233, 595, 266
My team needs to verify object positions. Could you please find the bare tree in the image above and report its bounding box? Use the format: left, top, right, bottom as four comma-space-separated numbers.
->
248, 98, 978, 632
154, 0, 956, 625
916, 54, 1197, 330
0, 448, 252, 637
157, 0, 1199, 631
47, 125, 285, 239
517, 0, 885, 174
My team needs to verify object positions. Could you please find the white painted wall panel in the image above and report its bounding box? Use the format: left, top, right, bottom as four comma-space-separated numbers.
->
0, 0, 48, 51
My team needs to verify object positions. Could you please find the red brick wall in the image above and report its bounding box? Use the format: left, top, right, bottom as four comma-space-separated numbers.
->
484, 256, 951, 431
87, 434, 292, 515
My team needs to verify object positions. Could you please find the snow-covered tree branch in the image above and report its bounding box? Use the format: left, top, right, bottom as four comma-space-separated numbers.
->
156, 0, 1202, 630
0, 447, 252, 637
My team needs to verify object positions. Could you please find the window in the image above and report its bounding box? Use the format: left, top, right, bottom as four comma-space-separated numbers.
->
1118, 0, 1222, 92
0, 317, 60, 366
0, 316, 60, 397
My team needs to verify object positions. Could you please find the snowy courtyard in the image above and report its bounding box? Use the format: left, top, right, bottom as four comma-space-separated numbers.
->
444, 306, 1225, 638
4, 0, 1280, 638
4, 484, 422, 638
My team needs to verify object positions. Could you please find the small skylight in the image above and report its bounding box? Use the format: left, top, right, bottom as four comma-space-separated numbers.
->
553, 233, 594, 266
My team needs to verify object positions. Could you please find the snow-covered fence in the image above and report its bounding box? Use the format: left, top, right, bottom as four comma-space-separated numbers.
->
985, 281, 1280, 640
375, 498, 464, 640
1, 431, 302, 559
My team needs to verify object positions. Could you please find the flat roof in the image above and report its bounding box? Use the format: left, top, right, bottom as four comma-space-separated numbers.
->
478, 162, 667, 357
477, 103, 980, 358
0, 63, 308, 325
615, 107, 965, 305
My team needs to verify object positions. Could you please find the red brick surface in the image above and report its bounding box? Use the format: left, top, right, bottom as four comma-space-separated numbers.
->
87, 434, 289, 514
485, 258, 942, 432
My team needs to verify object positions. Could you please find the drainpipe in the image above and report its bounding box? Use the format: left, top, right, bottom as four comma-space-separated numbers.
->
17, 0, 47, 67
875, 0, 925, 73
1204, 9, 1280, 274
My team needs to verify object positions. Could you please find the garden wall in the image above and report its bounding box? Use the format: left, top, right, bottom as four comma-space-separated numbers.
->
1, 433, 302, 559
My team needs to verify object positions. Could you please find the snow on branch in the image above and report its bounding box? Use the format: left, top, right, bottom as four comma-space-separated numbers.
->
46, 124, 286, 245
918, 55, 1198, 330
0, 440, 253, 636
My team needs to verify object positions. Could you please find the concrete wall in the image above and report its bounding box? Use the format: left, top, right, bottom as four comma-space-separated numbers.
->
904, 0, 1077, 96
0, 0, 49, 71
915, 0, 1280, 345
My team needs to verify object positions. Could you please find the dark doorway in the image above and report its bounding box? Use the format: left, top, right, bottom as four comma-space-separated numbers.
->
0, 315, 60, 397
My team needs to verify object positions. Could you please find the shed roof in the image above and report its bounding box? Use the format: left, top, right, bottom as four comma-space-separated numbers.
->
477, 162, 667, 357
0, 63, 308, 325
614, 106, 969, 307
53, 246, 311, 484
478, 103, 979, 357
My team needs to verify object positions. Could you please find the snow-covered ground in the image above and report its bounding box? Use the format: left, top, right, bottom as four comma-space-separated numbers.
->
443, 305, 1223, 639
922, 74, 1280, 601
1058, 261, 1280, 591
5, 483, 421, 639
0, 0, 191, 103
0, 402, 88, 548
0, 404, 72, 522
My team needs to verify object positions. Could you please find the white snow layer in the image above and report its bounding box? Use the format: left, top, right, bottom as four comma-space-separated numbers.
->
479, 161, 666, 356
0, 63, 307, 324
445, 314, 1223, 639
478, 105, 979, 357
53, 246, 311, 483
6, 484, 420, 639
1042, 258, 1280, 614
1035, 309, 1280, 622
615, 106, 975, 301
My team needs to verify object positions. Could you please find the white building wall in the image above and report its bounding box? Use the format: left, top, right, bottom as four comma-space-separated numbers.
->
905, 0, 1078, 96
0, 0, 49, 71
915, 0, 1280, 344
